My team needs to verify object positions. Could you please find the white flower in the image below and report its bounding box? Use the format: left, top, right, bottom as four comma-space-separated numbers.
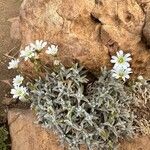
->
137, 75, 144, 81
53, 60, 60, 66
111, 50, 132, 69
112, 67, 132, 81
13, 75, 24, 87
30, 40, 47, 51
20, 45, 36, 61
11, 86, 28, 101
46, 45, 58, 56
8, 59, 19, 69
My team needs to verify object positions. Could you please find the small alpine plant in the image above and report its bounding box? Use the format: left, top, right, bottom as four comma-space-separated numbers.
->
8, 42, 136, 150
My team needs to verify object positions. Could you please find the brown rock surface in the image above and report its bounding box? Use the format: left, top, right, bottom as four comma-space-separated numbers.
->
18, 0, 150, 77
8, 109, 150, 150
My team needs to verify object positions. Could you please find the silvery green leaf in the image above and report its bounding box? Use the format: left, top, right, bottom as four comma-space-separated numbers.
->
27, 65, 135, 150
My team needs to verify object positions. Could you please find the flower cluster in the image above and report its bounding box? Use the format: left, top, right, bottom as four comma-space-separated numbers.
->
8, 40, 59, 69
110, 50, 132, 81
45, 44, 58, 55
20, 40, 57, 61
8, 40, 59, 101
10, 75, 28, 101
8, 59, 19, 69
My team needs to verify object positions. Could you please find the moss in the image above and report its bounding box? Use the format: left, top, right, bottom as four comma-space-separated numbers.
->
0, 127, 8, 150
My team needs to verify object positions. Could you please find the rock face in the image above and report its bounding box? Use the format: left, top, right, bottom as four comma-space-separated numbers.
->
18, 0, 150, 77
8, 109, 150, 150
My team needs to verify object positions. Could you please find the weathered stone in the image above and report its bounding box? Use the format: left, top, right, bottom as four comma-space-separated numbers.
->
18, 0, 150, 77
8, 109, 150, 150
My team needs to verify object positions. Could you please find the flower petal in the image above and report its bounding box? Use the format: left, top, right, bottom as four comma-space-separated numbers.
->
125, 53, 131, 58
117, 50, 123, 57
125, 75, 130, 79
110, 59, 117, 63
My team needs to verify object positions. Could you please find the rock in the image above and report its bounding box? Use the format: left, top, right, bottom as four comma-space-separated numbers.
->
19, 0, 110, 75
92, 0, 150, 78
8, 109, 63, 150
18, 0, 150, 77
8, 109, 150, 150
